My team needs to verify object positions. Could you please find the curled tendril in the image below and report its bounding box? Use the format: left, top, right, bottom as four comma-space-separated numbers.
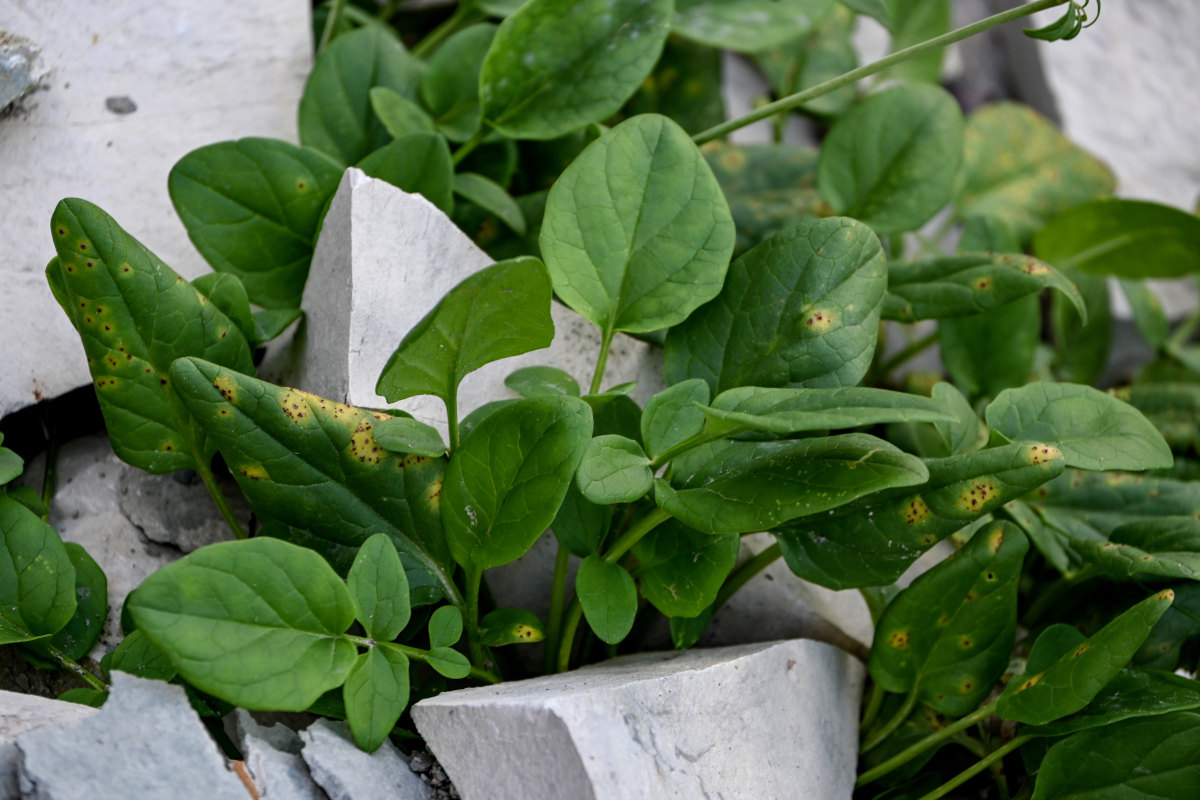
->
1081, 0, 1102, 29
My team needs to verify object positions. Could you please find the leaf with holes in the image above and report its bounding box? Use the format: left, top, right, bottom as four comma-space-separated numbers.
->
577, 555, 638, 645
0, 497, 76, 646
344, 646, 409, 753
346, 533, 411, 642
870, 522, 1027, 716
632, 519, 739, 619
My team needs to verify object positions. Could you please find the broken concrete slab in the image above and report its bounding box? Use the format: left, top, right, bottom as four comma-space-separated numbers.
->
300, 719, 431, 800
0, 30, 44, 109
413, 639, 864, 800
0, 0, 311, 421
0, 691, 96, 799
16, 672, 247, 800
231, 709, 326, 800
295, 169, 664, 442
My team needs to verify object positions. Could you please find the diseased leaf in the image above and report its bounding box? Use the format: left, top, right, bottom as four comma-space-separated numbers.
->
356, 132, 454, 215
1026, 668, 1200, 738
641, 380, 709, 462
480, 607, 545, 646
505, 366, 580, 399
870, 522, 1027, 716
299, 26, 421, 165
665, 218, 886, 392
540, 114, 734, 336
191, 273, 257, 347
1136, 584, 1200, 671
575, 435, 652, 505
1077, 517, 1200, 582
420, 24, 497, 142
577, 555, 637, 645
0, 497, 76, 646
633, 519, 739, 619
47, 200, 255, 474
672, 0, 835, 51
656, 434, 928, 535
346, 533, 412, 641
369, 87, 436, 139
480, 0, 672, 139
428, 606, 464, 649
128, 537, 358, 711
443, 397, 592, 568
344, 646, 410, 753
169, 359, 453, 604
377, 258, 554, 407
817, 83, 963, 235
986, 383, 1173, 472
169, 139, 344, 309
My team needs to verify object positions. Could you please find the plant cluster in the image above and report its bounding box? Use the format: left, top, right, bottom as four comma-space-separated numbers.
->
4, 0, 1200, 797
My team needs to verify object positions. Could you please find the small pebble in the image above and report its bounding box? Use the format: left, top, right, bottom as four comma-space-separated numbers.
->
409, 751, 433, 773
105, 95, 136, 114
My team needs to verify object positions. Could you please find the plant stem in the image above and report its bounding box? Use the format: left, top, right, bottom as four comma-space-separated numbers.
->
464, 565, 487, 669
857, 700, 998, 787
451, 127, 487, 166
714, 542, 781, 609
370, 638, 503, 684
556, 599, 584, 673
692, 0, 1070, 145
589, 328, 616, 395
860, 687, 919, 754
877, 331, 939, 377
603, 507, 671, 564
860, 681, 885, 731
446, 391, 461, 452
196, 462, 248, 540
915, 736, 1029, 800
46, 645, 107, 692
317, 0, 346, 53
468, 665, 502, 684
412, 4, 482, 59
543, 543, 572, 674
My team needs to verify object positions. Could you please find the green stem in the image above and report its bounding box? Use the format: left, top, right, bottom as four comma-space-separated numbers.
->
603, 507, 671, 563
468, 665, 502, 684
915, 736, 1030, 800
857, 700, 998, 787
860, 681, 885, 731
589, 328, 616, 395
317, 0, 346, 53
197, 462, 247, 540
714, 542, 781, 609
368, 638, 503, 684
861, 687, 919, 754
446, 391, 461, 453
47, 646, 107, 692
556, 599, 584, 673
543, 543, 572, 674
464, 565, 487, 669
412, 4, 482, 59
877, 331, 939, 377
692, 0, 1070, 145
451, 127, 488, 166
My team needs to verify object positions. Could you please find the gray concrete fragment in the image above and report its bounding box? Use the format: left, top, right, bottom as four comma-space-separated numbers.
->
0, 31, 44, 109
300, 719, 430, 800
0, 691, 96, 799
16, 672, 247, 800
117, 464, 250, 554
232, 709, 327, 800
413, 639, 864, 800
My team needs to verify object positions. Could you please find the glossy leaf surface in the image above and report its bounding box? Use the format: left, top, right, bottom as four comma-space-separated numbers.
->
356, 133, 454, 215
369, 87, 435, 139
1026, 668, 1200, 738
1079, 517, 1200, 582
346, 533, 412, 642
633, 520, 739, 619
428, 606, 464, 649
420, 24, 496, 141
577, 555, 637, 645
641, 380, 709, 461
0, 497, 75, 646
372, 416, 447, 458
454, 172, 525, 234
700, 386, 953, 437
575, 435, 652, 504
504, 366, 580, 399
550, 482, 610, 558
344, 646, 409, 752
672, 0, 834, 51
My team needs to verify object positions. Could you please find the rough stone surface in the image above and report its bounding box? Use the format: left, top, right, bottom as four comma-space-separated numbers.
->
295, 169, 665, 440
0, 30, 44, 109
413, 639, 864, 800
300, 719, 431, 800
16, 672, 247, 800
0, 691, 96, 799
0, 0, 311, 421
232, 709, 327, 800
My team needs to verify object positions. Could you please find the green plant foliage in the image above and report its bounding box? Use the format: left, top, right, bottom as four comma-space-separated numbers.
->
625, 36, 726, 134
818, 83, 963, 235
575, 435, 653, 504
343, 646, 409, 752
541, 114, 734, 336
550, 482, 610, 558
1050, 268, 1110, 386
369, 87, 436, 138
454, 173, 525, 234
757, 6, 857, 119
443, 396, 592, 568
347, 534, 412, 641
840, 0, 891, 29
1119, 280, 1169, 349
191, 274, 257, 347
505, 366, 580, 399
632, 520, 739, 619
1076, 517, 1200, 581
421, 24, 497, 141
672, 0, 835, 51
0, 497, 76, 646
480, 607, 545, 646
641, 380, 709, 462
299, 25, 421, 165
357, 132, 454, 214
0, 434, 22, 486
1121, 383, 1200, 452
103, 630, 176, 682
880, 0, 949, 83
870, 522, 1027, 716
665, 218, 885, 392
373, 417, 446, 458
428, 606, 464, 649
1025, 668, 1200, 738
27, 543, 107, 663
479, 0, 672, 139
576, 555, 637, 645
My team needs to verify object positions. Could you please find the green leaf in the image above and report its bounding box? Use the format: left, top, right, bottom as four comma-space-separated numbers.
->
633, 520, 739, 619
58, 689, 108, 708
584, 392, 643, 442
504, 366, 580, 398
1024, 1, 1083, 42
1034, 199, 1200, 279
670, 606, 715, 650
931, 382, 987, 456
443, 396, 593, 568
27, 543, 107, 662
479, 0, 672, 139
1076, 517, 1200, 582
880, 0, 950, 84
454, 173, 525, 235
372, 417, 447, 457
299, 26, 421, 165
356, 132, 454, 215
997, 590, 1176, 725
1120, 383, 1200, 452
1051, 268, 1110, 385
478, 0, 528, 16
940, 296, 1040, 400
192, 273, 257, 349
425, 646, 471, 679
625, 35, 726, 134
47, 200, 255, 473
954, 103, 1115, 243
576, 555, 638, 645
0, 497, 76, 645
428, 605, 464, 649
376, 257, 554, 407
1136, 583, 1200, 670
840, 0, 891, 29
986, 383, 1173, 471
344, 646, 410, 752
104, 630, 176, 682
699, 386, 954, 437
168, 138, 343, 309
665, 218, 886, 392
368, 86, 436, 139
1031, 712, 1200, 800
480, 607, 545, 646
0, 446, 22, 486
870, 522, 1027, 716
540, 114, 735, 336
1026, 668, 1200, 738
883, 253, 1085, 323
253, 308, 304, 344
1119, 280, 1169, 349
818, 83, 963, 235
347, 533, 412, 641
641, 380, 709, 462
672, 0, 835, 51
128, 537, 358, 711
169, 359, 453, 603
656, 434, 928, 535
550, 481, 611, 558
420, 24, 497, 142
777, 442, 1065, 589
756, 7, 857, 119
575, 435, 652, 505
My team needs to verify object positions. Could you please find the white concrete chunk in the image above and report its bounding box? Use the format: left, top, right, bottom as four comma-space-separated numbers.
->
0, 0, 311, 420
296, 169, 665, 440
0, 691, 97, 799
231, 709, 325, 800
300, 719, 431, 800
413, 639, 864, 800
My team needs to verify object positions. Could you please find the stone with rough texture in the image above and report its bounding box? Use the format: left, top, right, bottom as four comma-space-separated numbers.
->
231, 709, 326, 800
0, 0, 311, 421
0, 30, 44, 109
413, 639, 864, 800
300, 719, 430, 800
295, 169, 664, 439
0, 691, 96, 799
16, 672, 247, 800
